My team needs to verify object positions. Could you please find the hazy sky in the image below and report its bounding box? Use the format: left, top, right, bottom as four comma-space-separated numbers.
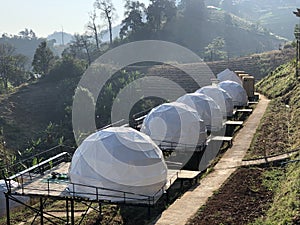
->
0, 0, 150, 37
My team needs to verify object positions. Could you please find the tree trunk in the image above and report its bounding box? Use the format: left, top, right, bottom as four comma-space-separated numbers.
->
3, 76, 8, 92
105, 10, 113, 45
108, 19, 113, 45
93, 23, 99, 50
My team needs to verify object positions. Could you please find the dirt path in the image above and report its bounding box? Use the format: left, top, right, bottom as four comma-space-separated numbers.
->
153, 95, 270, 225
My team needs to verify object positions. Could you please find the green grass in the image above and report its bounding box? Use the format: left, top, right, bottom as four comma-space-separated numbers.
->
248, 60, 300, 224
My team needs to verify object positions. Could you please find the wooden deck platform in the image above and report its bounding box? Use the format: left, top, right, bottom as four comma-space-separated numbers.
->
225, 120, 244, 126
12, 162, 70, 197
10, 160, 200, 204
208, 136, 233, 147
236, 108, 253, 113
248, 101, 259, 105
164, 169, 201, 190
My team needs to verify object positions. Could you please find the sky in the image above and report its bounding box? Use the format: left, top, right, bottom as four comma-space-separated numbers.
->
0, 0, 150, 38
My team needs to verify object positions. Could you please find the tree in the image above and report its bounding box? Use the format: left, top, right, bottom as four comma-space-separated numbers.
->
87, 11, 100, 50
180, 0, 206, 21
32, 41, 55, 76
120, 1, 146, 40
204, 37, 226, 61
18, 28, 36, 39
0, 43, 28, 92
94, 0, 116, 45
74, 34, 93, 65
62, 34, 97, 65
147, 0, 177, 32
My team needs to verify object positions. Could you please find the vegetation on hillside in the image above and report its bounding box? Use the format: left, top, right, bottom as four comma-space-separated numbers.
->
210, 0, 300, 40
251, 61, 300, 224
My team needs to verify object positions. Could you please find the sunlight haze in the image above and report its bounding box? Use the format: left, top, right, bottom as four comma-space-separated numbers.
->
0, 0, 150, 37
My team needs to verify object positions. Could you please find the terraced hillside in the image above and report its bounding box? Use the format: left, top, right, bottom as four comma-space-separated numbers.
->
207, 48, 295, 80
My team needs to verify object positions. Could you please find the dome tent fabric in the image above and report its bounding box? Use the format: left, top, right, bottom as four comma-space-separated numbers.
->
218, 81, 248, 107
176, 93, 223, 132
217, 69, 243, 85
68, 127, 167, 202
196, 85, 234, 118
140, 102, 207, 146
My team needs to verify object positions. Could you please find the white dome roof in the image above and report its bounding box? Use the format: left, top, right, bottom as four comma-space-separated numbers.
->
218, 81, 248, 106
69, 127, 167, 201
140, 102, 207, 146
176, 93, 223, 131
196, 85, 234, 118
217, 69, 242, 85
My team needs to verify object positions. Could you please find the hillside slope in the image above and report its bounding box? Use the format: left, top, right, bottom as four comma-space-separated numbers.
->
0, 48, 295, 153
215, 0, 300, 40
176, 9, 285, 58
253, 61, 300, 224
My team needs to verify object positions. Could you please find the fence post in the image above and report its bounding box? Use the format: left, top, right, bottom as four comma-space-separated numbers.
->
71, 198, 75, 225
148, 197, 151, 218
5, 193, 10, 225
66, 198, 69, 225
40, 197, 44, 225
47, 179, 50, 195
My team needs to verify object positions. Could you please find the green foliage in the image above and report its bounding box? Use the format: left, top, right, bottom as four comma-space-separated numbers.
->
120, 0, 146, 40
256, 62, 297, 99
251, 162, 300, 225
115, 0, 282, 58
147, 0, 177, 32
47, 55, 87, 81
0, 31, 47, 64
0, 43, 29, 92
262, 168, 284, 192
62, 34, 100, 64
204, 37, 226, 61
32, 41, 55, 76
95, 70, 143, 127
251, 59, 300, 224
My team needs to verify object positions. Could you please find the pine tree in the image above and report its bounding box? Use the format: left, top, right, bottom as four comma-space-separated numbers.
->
32, 41, 54, 76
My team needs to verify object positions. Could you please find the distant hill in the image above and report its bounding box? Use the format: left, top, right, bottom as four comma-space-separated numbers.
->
213, 0, 300, 40
47, 31, 74, 45
175, 9, 286, 58
100, 25, 121, 43
0, 36, 45, 68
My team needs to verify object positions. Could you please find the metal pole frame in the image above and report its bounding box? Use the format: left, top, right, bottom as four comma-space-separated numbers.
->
5, 193, 10, 225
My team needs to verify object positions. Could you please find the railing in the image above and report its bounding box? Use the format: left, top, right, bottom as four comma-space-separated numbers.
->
4, 149, 166, 207
0, 145, 74, 179
131, 108, 153, 128
3, 142, 202, 208
7, 173, 163, 207
4, 151, 71, 193
157, 139, 206, 153
67, 182, 159, 206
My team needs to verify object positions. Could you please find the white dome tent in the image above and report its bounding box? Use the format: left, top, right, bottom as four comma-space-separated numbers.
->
217, 69, 243, 85
68, 127, 167, 202
0, 180, 29, 216
140, 102, 207, 147
196, 85, 234, 118
176, 93, 223, 132
218, 81, 248, 107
